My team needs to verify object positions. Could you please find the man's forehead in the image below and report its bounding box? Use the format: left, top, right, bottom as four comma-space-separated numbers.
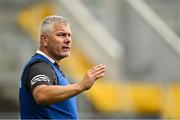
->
53, 23, 71, 32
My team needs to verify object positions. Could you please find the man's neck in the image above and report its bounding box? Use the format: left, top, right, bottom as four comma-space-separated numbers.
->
36, 49, 57, 64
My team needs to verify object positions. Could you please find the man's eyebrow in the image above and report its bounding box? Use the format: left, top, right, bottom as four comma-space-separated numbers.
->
57, 32, 70, 34
57, 31, 71, 34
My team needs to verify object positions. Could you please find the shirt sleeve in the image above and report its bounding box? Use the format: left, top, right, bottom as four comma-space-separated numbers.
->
25, 61, 57, 92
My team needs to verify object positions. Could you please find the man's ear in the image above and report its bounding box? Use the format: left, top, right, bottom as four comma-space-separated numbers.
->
40, 34, 48, 47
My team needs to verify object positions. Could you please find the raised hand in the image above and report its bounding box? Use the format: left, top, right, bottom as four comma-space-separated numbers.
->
79, 64, 106, 91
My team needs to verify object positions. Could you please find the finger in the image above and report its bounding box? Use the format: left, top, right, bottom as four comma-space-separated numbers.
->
89, 64, 105, 72
93, 67, 106, 76
90, 65, 106, 74
92, 66, 106, 75
95, 73, 105, 79
90, 68, 106, 80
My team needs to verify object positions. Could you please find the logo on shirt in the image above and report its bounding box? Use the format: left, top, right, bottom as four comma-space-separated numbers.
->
31, 74, 50, 86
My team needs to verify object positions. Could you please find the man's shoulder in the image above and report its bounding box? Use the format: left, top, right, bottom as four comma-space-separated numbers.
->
30, 60, 50, 67
25, 60, 57, 91
28, 61, 52, 73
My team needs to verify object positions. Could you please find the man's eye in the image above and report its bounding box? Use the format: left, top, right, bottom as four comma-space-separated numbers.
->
57, 33, 64, 36
57, 33, 71, 37
68, 33, 71, 37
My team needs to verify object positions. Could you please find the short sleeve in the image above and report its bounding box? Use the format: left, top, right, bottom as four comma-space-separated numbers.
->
25, 61, 57, 92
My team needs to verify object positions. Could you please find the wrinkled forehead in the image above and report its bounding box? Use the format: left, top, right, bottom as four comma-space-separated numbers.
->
52, 22, 71, 32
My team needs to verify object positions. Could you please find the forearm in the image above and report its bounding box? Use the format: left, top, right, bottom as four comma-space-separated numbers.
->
33, 64, 106, 105
33, 83, 83, 105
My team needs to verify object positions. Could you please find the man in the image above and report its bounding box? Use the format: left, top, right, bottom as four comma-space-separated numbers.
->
19, 15, 106, 119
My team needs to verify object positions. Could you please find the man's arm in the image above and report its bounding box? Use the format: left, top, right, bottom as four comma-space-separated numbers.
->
33, 64, 106, 105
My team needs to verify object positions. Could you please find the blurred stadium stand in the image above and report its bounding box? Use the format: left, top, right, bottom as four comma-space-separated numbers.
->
1, 0, 180, 119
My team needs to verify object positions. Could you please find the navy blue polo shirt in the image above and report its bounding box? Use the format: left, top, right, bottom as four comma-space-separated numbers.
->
19, 51, 79, 119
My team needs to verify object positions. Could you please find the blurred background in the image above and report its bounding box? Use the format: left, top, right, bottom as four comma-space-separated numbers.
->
1, 0, 180, 119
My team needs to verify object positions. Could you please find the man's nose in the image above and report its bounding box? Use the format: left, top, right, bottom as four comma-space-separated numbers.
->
64, 37, 71, 43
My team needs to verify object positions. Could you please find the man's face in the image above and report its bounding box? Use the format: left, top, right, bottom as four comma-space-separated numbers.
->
45, 22, 72, 60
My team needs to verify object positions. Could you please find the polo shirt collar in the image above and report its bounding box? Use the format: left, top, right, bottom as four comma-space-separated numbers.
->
36, 50, 56, 64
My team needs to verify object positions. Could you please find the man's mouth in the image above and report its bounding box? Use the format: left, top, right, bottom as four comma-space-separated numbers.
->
62, 46, 70, 51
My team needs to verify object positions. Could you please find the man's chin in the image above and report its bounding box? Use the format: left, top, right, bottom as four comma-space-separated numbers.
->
60, 54, 70, 59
